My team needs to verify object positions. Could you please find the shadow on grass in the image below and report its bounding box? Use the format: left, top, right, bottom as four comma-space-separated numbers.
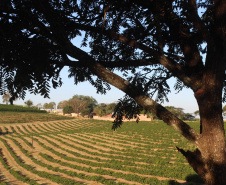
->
0, 131, 13, 135
168, 174, 204, 185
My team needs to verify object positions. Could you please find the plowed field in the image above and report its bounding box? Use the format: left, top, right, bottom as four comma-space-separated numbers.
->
0, 119, 204, 185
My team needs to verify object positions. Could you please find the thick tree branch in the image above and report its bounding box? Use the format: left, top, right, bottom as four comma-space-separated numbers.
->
35, 1, 197, 90
127, 1, 204, 90
164, 12, 204, 90
52, 58, 158, 68
71, 23, 200, 89
92, 61, 201, 145
187, 0, 210, 42
61, 44, 201, 144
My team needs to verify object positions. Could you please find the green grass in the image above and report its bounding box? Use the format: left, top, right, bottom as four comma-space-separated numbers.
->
0, 118, 206, 184
2, 118, 224, 184
0, 104, 46, 113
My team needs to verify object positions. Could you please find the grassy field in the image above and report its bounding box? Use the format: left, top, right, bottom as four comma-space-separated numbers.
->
0, 104, 74, 123
0, 111, 75, 123
0, 114, 206, 185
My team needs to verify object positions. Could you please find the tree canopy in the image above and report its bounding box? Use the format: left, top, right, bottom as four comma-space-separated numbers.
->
43, 102, 56, 109
93, 102, 117, 116
24, 99, 33, 107
165, 106, 195, 120
1, 0, 226, 184
57, 95, 97, 115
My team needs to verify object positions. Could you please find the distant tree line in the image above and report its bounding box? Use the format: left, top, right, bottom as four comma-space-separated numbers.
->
93, 103, 117, 117
2, 92, 204, 120
57, 95, 117, 117
140, 106, 196, 121
43, 102, 56, 109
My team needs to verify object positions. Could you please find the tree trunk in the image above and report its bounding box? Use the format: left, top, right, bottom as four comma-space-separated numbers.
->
191, 95, 226, 185
184, 26, 226, 184
187, 1, 226, 184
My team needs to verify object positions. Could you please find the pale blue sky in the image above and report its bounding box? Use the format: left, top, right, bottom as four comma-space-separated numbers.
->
9, 66, 199, 114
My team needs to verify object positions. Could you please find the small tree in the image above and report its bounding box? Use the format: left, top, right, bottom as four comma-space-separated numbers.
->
106, 103, 117, 115
57, 100, 68, 109
63, 106, 74, 114
194, 110, 200, 117
49, 102, 56, 109
24, 100, 33, 107
2, 92, 11, 105
36, 103, 42, 109
183, 113, 195, 121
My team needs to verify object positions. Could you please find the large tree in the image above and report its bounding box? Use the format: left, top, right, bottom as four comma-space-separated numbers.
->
57, 100, 68, 109
67, 98, 88, 113
43, 102, 56, 109
1, 0, 225, 184
57, 95, 97, 114
71, 95, 98, 113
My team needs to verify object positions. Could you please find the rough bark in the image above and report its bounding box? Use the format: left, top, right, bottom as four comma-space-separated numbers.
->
183, 20, 226, 184
192, 1, 226, 183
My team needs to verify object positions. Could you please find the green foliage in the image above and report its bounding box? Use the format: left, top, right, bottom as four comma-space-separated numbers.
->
194, 110, 200, 116
57, 100, 68, 109
0, 104, 45, 113
93, 103, 107, 116
43, 102, 56, 109
165, 106, 194, 121
93, 102, 118, 117
71, 95, 97, 114
63, 106, 74, 114
81, 109, 91, 117
24, 100, 33, 107
58, 95, 97, 116
183, 113, 195, 121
